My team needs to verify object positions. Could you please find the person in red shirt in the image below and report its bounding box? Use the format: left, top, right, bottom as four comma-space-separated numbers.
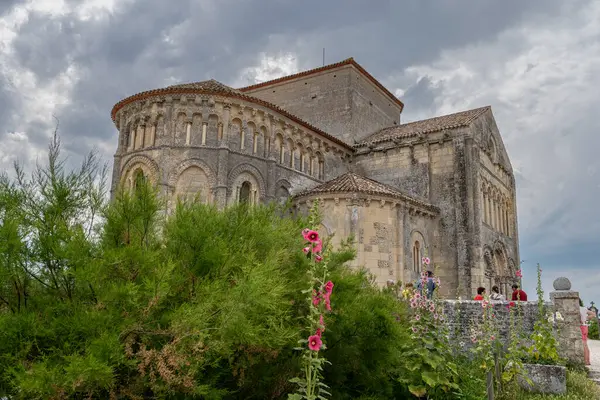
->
474, 287, 486, 300
511, 284, 528, 301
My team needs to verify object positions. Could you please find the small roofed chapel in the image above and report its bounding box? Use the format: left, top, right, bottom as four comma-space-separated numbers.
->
110, 58, 519, 299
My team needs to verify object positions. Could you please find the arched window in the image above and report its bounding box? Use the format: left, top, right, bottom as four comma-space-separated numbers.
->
239, 181, 252, 204
413, 240, 421, 273
279, 142, 285, 164
253, 132, 259, 154
133, 168, 146, 191
318, 159, 324, 180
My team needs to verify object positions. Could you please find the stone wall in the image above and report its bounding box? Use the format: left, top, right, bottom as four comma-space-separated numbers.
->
243, 64, 401, 144
354, 130, 466, 297
441, 300, 544, 348
438, 278, 585, 366
295, 195, 436, 288
111, 93, 352, 208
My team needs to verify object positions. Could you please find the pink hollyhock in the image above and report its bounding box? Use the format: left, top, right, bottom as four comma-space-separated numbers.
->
421, 256, 430, 265
312, 240, 323, 254
315, 328, 323, 338
516, 269, 523, 278
324, 281, 334, 294
411, 326, 418, 333
308, 334, 322, 351
315, 255, 323, 263
319, 315, 325, 329
324, 295, 331, 311
303, 246, 310, 254
410, 301, 417, 308
312, 291, 321, 307
415, 314, 421, 321
429, 305, 435, 312
304, 230, 320, 243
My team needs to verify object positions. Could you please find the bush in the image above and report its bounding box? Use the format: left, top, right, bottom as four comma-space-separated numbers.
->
589, 316, 599, 340
0, 137, 436, 399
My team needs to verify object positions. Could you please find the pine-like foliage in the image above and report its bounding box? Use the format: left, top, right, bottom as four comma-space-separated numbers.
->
0, 136, 422, 399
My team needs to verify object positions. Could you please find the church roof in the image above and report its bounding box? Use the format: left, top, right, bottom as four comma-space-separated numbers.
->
293, 172, 437, 212
238, 57, 404, 110
356, 106, 490, 147
110, 80, 353, 150
166, 79, 242, 94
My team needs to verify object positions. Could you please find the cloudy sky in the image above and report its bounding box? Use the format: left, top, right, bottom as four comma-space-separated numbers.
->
1, 0, 599, 303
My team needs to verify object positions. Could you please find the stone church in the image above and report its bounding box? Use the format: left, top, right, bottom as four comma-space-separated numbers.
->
109, 58, 519, 298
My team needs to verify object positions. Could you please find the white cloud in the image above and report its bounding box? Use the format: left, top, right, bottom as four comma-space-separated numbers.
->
0, 0, 121, 172
394, 0, 600, 251
235, 52, 299, 87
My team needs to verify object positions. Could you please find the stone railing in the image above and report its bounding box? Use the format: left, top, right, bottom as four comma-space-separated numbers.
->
438, 277, 584, 365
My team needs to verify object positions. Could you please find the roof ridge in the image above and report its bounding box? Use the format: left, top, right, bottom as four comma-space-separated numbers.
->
292, 171, 437, 212
356, 105, 492, 146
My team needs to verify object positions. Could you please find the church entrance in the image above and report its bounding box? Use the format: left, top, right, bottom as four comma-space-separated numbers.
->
239, 181, 251, 204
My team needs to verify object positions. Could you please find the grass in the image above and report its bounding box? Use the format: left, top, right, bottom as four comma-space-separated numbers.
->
497, 369, 600, 400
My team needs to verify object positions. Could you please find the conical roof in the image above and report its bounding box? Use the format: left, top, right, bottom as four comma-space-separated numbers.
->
294, 172, 437, 212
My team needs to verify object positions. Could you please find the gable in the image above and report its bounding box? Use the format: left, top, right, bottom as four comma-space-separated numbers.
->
471, 108, 513, 172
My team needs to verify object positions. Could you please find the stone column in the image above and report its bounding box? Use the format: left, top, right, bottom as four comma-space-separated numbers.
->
550, 277, 584, 365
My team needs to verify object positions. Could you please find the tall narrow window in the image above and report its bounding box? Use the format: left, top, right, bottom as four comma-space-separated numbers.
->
253, 132, 259, 154
413, 241, 421, 273
279, 143, 285, 164
318, 159, 324, 179
240, 128, 245, 150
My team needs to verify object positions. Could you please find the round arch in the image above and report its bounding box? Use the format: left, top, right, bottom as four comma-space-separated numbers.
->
168, 159, 217, 205
409, 230, 427, 274
228, 163, 267, 205
120, 155, 160, 189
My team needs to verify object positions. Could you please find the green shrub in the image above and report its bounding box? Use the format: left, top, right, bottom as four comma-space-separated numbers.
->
0, 136, 448, 399
589, 316, 599, 340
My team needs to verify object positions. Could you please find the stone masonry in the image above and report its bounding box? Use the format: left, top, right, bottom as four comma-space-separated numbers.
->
109, 57, 520, 297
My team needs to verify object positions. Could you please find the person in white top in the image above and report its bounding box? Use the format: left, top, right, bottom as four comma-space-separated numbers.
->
490, 285, 506, 301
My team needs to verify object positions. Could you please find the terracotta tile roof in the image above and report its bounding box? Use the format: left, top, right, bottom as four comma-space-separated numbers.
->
238, 57, 404, 110
110, 80, 353, 150
356, 106, 490, 147
293, 172, 437, 212
166, 79, 242, 94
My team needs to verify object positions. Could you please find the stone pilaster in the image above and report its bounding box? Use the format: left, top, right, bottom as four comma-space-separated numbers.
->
550, 277, 585, 365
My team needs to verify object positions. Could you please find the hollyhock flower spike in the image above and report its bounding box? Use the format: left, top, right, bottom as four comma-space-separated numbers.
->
304, 230, 320, 243
324, 281, 334, 294
319, 315, 325, 328
516, 269, 523, 278
312, 240, 323, 254
315, 328, 323, 338
308, 334, 322, 351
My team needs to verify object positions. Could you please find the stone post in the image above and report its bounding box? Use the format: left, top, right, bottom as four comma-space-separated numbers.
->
550, 277, 584, 365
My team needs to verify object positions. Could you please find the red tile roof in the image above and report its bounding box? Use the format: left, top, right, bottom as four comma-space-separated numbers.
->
110, 80, 353, 150
293, 172, 437, 212
238, 57, 404, 110
357, 106, 490, 147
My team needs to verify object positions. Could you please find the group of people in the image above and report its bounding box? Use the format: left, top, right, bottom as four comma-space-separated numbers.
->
473, 284, 528, 301
388, 274, 596, 366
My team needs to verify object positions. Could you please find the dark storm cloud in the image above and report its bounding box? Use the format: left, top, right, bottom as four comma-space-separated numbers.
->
399, 77, 441, 118
3, 0, 560, 157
